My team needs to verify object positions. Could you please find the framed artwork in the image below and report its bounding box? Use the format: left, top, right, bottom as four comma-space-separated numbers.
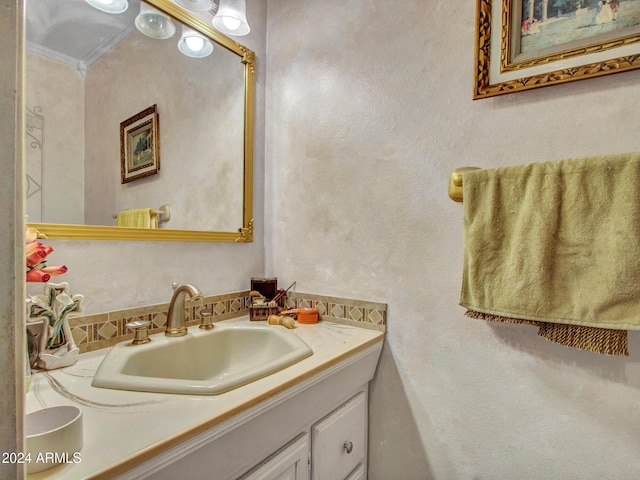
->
474, 0, 640, 99
120, 104, 160, 183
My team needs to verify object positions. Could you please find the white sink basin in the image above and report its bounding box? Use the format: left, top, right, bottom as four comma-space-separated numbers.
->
91, 323, 313, 395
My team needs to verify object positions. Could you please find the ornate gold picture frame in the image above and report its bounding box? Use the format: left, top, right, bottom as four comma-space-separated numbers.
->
474, 0, 640, 99
120, 104, 160, 183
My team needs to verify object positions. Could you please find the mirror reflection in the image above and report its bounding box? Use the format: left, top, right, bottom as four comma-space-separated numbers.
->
25, 0, 254, 241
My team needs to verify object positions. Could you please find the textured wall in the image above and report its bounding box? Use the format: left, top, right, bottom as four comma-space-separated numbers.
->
265, 1, 640, 479
25, 52, 85, 224
1, 0, 24, 477
85, 28, 244, 231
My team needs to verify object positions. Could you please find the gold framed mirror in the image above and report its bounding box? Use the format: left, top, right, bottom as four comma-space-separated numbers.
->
25, 0, 254, 242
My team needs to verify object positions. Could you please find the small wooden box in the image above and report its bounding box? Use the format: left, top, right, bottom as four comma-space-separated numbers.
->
250, 277, 278, 321
250, 277, 278, 299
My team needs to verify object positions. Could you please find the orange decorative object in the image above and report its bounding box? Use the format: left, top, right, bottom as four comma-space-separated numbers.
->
283, 308, 319, 324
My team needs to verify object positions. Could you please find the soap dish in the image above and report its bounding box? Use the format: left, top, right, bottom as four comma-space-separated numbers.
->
25, 405, 83, 473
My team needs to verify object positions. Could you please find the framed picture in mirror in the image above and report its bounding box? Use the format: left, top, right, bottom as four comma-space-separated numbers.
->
120, 104, 160, 183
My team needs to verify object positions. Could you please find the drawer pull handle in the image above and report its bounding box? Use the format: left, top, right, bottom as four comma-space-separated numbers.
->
343, 441, 353, 454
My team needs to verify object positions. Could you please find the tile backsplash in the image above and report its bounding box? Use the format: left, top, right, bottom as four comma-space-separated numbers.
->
286, 291, 386, 332
69, 291, 386, 353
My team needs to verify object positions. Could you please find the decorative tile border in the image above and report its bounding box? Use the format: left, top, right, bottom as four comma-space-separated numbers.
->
69, 290, 386, 353
70, 291, 251, 353
285, 291, 386, 332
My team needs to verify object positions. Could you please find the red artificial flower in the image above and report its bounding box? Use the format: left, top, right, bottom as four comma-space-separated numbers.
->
26, 269, 51, 283
25, 230, 67, 282
41, 265, 68, 277
25, 240, 51, 268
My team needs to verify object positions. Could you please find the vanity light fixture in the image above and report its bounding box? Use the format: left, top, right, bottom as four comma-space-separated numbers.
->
135, 3, 176, 40
84, 0, 129, 14
178, 26, 214, 58
176, 0, 213, 12
212, 0, 250, 36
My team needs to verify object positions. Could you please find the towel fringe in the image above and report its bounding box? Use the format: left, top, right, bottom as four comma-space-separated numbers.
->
537, 322, 628, 356
464, 309, 539, 326
465, 310, 629, 356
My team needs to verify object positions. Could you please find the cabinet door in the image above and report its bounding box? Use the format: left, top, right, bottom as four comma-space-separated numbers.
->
239, 432, 309, 480
311, 391, 366, 480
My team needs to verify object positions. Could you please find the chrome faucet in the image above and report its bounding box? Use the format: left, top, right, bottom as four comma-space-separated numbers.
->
165, 284, 203, 337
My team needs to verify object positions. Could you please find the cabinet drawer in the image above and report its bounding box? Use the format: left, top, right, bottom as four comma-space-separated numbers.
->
311, 391, 366, 480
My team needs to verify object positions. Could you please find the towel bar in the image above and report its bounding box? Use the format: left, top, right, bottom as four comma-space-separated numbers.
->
112, 204, 171, 224
448, 167, 480, 202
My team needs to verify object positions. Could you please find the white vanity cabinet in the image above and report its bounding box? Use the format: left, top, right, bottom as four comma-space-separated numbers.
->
344, 464, 365, 480
119, 341, 381, 480
241, 391, 368, 480
311, 391, 367, 480
239, 433, 310, 480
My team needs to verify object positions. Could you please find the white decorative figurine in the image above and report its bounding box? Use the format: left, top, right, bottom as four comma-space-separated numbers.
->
26, 282, 84, 370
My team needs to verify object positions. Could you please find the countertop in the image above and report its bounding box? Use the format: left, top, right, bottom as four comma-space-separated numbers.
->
26, 317, 384, 479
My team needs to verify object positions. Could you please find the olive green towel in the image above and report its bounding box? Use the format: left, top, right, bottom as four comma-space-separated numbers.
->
460, 153, 640, 355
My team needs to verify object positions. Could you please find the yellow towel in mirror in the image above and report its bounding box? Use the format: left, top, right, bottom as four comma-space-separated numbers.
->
116, 208, 158, 229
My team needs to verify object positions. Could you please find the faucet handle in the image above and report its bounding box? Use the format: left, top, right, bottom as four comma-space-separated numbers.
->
199, 308, 214, 330
126, 319, 152, 345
